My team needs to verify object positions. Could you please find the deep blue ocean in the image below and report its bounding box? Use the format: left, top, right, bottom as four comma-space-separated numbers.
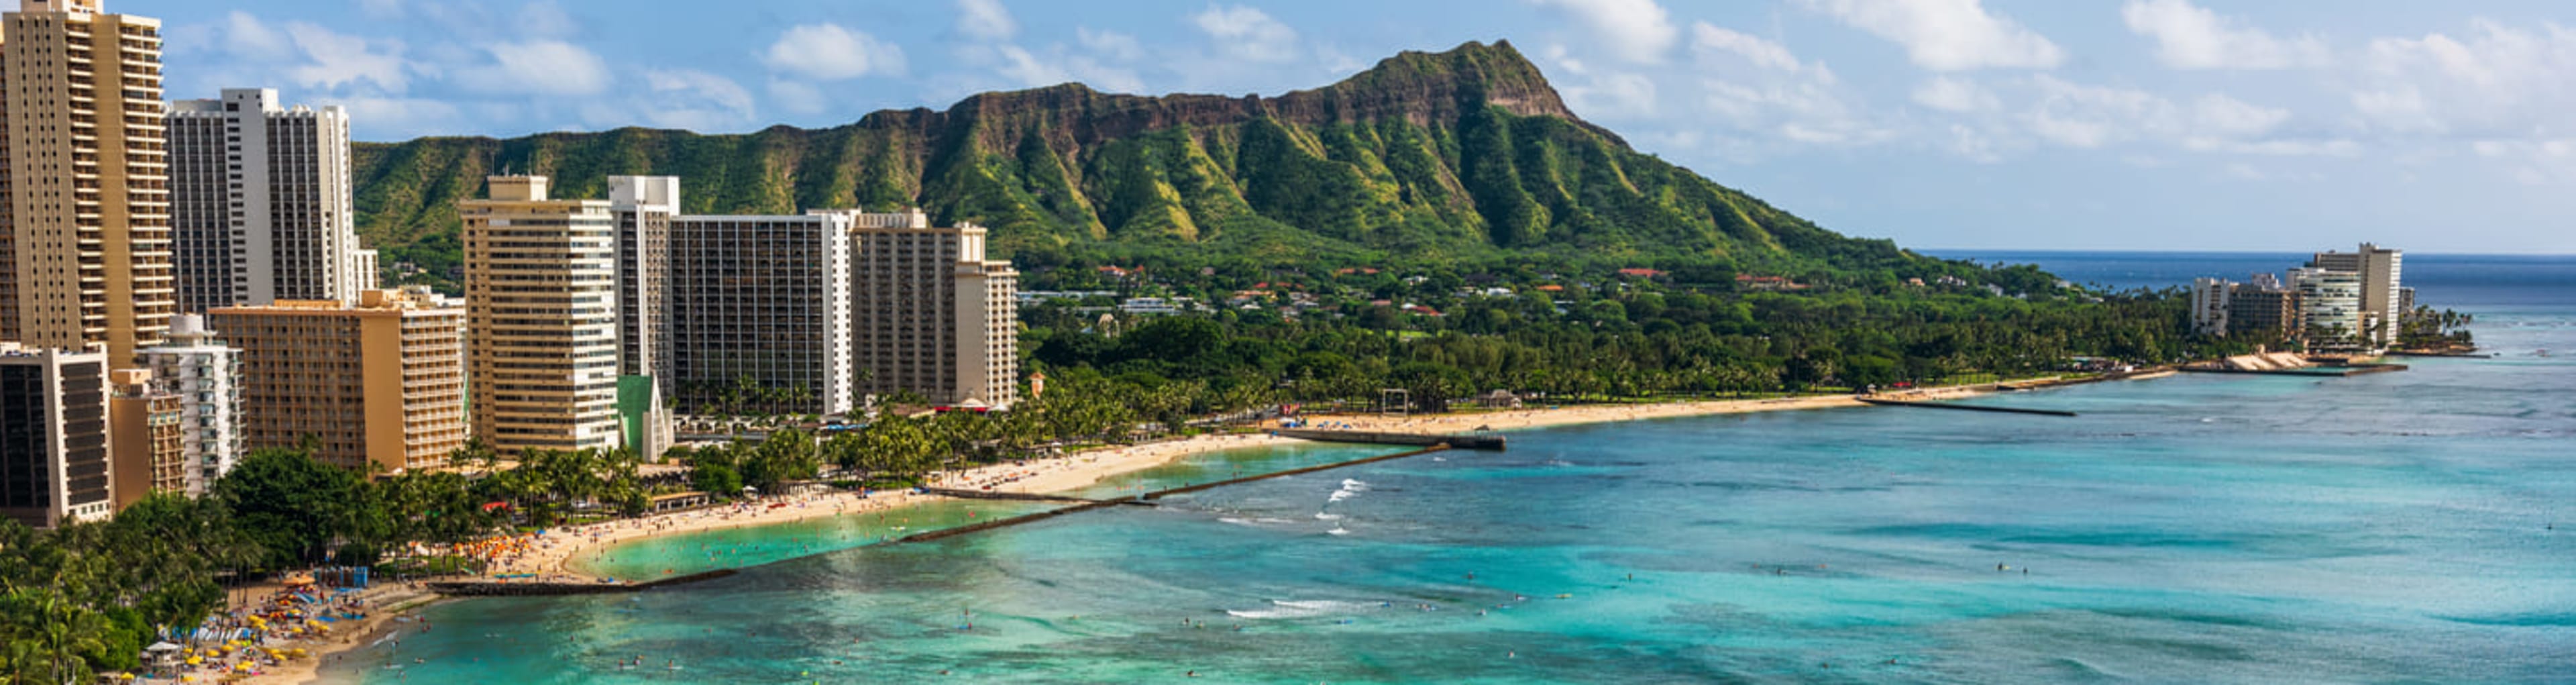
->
331, 253, 2575, 684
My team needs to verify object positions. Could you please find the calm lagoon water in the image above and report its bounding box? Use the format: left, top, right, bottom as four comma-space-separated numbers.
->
333, 258, 2575, 684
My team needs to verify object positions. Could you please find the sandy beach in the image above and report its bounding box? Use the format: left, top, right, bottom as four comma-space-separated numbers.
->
250, 381, 2047, 684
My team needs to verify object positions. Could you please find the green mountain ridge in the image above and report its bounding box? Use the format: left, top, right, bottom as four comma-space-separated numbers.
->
352, 40, 1918, 282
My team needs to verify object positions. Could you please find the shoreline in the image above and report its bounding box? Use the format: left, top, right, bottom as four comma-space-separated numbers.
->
264, 377, 2095, 684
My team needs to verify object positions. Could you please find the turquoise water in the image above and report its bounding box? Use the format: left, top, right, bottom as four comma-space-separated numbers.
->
335, 309, 2575, 683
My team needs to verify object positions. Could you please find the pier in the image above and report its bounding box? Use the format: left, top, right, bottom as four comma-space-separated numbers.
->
2178, 363, 2408, 377
1143, 445, 1450, 500
427, 568, 739, 596
918, 488, 1152, 506
1856, 397, 2079, 417
1275, 428, 1506, 450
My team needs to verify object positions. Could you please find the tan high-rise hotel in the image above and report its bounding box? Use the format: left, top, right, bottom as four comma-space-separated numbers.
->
0, 0, 173, 365
209, 290, 466, 474
462, 176, 623, 456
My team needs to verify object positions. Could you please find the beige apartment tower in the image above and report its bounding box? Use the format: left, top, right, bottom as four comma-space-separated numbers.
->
0, 0, 174, 365
2310, 243, 2402, 348
209, 291, 466, 474
462, 176, 623, 456
849, 211, 1018, 408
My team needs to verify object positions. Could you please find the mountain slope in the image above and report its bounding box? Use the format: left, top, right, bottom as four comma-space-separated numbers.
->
352, 40, 1911, 280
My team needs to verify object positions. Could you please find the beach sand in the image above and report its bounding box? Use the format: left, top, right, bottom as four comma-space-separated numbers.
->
254, 382, 2035, 684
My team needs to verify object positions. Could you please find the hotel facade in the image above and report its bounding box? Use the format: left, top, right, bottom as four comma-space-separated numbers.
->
209, 290, 466, 473
0, 0, 173, 365
849, 211, 1019, 408
666, 211, 855, 416
462, 176, 623, 456
0, 344, 109, 528
169, 88, 370, 313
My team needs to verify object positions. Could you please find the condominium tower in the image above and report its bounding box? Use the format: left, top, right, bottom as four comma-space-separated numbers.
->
0, 344, 109, 529
170, 88, 369, 312
849, 211, 1019, 408
2310, 243, 2402, 347
607, 176, 677, 456
2291, 267, 2364, 351
136, 314, 241, 492
209, 291, 467, 473
462, 176, 623, 456
0, 0, 173, 364
668, 211, 855, 416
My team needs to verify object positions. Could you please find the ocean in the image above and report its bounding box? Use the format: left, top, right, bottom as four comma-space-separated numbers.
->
329, 253, 2575, 684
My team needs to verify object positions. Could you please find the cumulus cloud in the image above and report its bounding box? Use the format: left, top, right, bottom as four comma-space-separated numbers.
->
2122, 0, 2327, 70
2351, 20, 2576, 138
991, 44, 1148, 93
453, 40, 612, 95
1078, 28, 1146, 62
1690, 22, 1803, 72
631, 69, 757, 131
765, 23, 908, 81
1531, 0, 1680, 64
1912, 76, 1997, 112
1798, 0, 2063, 71
956, 0, 1019, 41
1193, 5, 1301, 63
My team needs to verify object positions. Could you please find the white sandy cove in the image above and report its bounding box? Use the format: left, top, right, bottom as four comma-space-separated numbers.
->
248, 385, 2023, 684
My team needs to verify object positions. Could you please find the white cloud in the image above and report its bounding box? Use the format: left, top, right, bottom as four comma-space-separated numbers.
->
1690, 22, 1802, 72
1078, 28, 1146, 62
282, 21, 413, 93
216, 11, 292, 60
630, 69, 756, 132
956, 0, 1019, 41
2189, 93, 2288, 138
2351, 20, 2576, 138
764, 23, 908, 81
992, 44, 1148, 93
1912, 75, 1996, 112
2122, 0, 2327, 70
454, 40, 611, 95
1532, 0, 1680, 64
1192, 5, 1300, 63
1798, 0, 2063, 71
2020, 76, 2312, 154
2024, 76, 2174, 148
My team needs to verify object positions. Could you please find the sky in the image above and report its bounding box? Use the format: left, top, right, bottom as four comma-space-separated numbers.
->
146, 0, 2576, 254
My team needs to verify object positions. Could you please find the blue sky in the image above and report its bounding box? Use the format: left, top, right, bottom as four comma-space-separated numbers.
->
152, 0, 2576, 254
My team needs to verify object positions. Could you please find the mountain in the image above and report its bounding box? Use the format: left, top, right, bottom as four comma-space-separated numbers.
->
351, 40, 1916, 280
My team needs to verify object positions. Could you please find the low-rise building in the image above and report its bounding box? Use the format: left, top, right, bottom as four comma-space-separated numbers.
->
137, 315, 245, 494
108, 369, 184, 510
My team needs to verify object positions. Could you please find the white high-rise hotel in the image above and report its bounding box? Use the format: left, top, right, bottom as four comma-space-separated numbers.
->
169, 88, 374, 313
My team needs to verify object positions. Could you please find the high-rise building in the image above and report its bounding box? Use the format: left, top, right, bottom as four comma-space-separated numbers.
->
462, 176, 623, 456
606, 176, 677, 457
138, 314, 241, 493
2310, 243, 2402, 347
209, 291, 467, 474
2291, 267, 2364, 352
849, 211, 1019, 408
0, 0, 173, 365
169, 88, 365, 313
668, 211, 854, 416
106, 367, 180, 509
2189, 277, 2231, 337
608, 176, 678, 385
0, 344, 109, 529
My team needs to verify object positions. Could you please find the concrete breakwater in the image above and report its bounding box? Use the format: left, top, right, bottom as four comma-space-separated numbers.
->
427, 568, 739, 596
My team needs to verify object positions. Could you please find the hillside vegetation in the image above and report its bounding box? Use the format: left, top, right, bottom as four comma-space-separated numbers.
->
351, 40, 1921, 284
